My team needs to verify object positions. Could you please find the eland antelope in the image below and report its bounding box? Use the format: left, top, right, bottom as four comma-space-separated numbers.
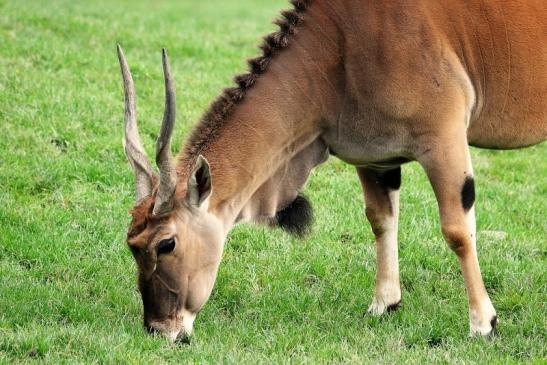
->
117, 0, 546, 342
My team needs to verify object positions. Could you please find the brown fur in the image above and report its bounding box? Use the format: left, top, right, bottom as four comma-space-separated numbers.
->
127, 175, 162, 241
130, 0, 313, 244
178, 0, 310, 172
127, 197, 155, 240
120, 0, 546, 340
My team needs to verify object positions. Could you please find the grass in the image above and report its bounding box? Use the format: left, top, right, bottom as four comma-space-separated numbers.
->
0, 0, 545, 363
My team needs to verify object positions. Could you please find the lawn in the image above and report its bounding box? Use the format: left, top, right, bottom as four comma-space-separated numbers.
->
0, 0, 545, 363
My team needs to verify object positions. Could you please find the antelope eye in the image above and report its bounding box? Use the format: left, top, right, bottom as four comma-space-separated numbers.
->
157, 238, 176, 255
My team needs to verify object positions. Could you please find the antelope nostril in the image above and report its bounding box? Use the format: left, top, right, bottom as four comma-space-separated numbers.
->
144, 325, 158, 335
175, 331, 191, 345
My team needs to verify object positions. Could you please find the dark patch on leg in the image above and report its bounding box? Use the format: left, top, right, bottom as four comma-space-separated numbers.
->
386, 299, 402, 313
461, 176, 475, 211
377, 167, 401, 191
275, 194, 313, 237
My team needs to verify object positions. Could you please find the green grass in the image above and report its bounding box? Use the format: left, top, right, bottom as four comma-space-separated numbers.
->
0, 0, 546, 363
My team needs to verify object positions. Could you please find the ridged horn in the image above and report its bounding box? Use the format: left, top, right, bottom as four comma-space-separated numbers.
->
152, 48, 178, 215
117, 44, 155, 202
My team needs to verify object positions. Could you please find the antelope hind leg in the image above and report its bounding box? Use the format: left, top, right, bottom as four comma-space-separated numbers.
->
357, 167, 402, 315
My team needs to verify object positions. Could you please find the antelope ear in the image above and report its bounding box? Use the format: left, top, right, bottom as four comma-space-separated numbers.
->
186, 155, 212, 208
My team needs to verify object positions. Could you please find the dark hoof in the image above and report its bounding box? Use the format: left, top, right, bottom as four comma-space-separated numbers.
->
487, 315, 498, 338
386, 300, 402, 313
364, 299, 402, 317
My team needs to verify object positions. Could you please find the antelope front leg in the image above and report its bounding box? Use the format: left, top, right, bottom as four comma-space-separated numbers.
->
418, 134, 497, 336
357, 167, 402, 315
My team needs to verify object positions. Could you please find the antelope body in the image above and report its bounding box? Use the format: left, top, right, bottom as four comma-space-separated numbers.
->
118, 0, 547, 342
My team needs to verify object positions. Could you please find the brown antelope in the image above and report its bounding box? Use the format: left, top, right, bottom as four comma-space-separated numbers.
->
117, 0, 546, 342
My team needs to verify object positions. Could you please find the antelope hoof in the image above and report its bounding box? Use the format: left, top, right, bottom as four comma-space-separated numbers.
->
367, 298, 401, 315
367, 283, 402, 315
469, 300, 497, 337
469, 315, 498, 337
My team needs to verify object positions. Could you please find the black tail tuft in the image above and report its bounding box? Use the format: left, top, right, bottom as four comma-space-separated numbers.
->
275, 194, 313, 238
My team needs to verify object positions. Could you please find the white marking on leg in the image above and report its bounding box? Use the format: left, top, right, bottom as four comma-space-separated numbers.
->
463, 181, 497, 336
368, 190, 401, 315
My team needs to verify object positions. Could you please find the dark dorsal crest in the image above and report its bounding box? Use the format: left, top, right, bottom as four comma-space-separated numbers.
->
180, 0, 311, 169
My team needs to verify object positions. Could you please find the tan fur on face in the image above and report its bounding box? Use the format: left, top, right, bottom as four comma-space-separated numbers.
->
127, 195, 224, 337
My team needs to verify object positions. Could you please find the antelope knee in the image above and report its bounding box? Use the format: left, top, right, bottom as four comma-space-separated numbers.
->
441, 224, 471, 256
365, 206, 390, 236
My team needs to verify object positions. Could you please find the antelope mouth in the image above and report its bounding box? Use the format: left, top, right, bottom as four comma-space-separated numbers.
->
145, 310, 196, 343
146, 320, 184, 342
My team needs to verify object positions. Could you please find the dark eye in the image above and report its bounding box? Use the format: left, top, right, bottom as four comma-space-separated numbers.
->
157, 238, 176, 255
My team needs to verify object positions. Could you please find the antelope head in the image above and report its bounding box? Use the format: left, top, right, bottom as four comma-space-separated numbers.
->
117, 46, 225, 343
